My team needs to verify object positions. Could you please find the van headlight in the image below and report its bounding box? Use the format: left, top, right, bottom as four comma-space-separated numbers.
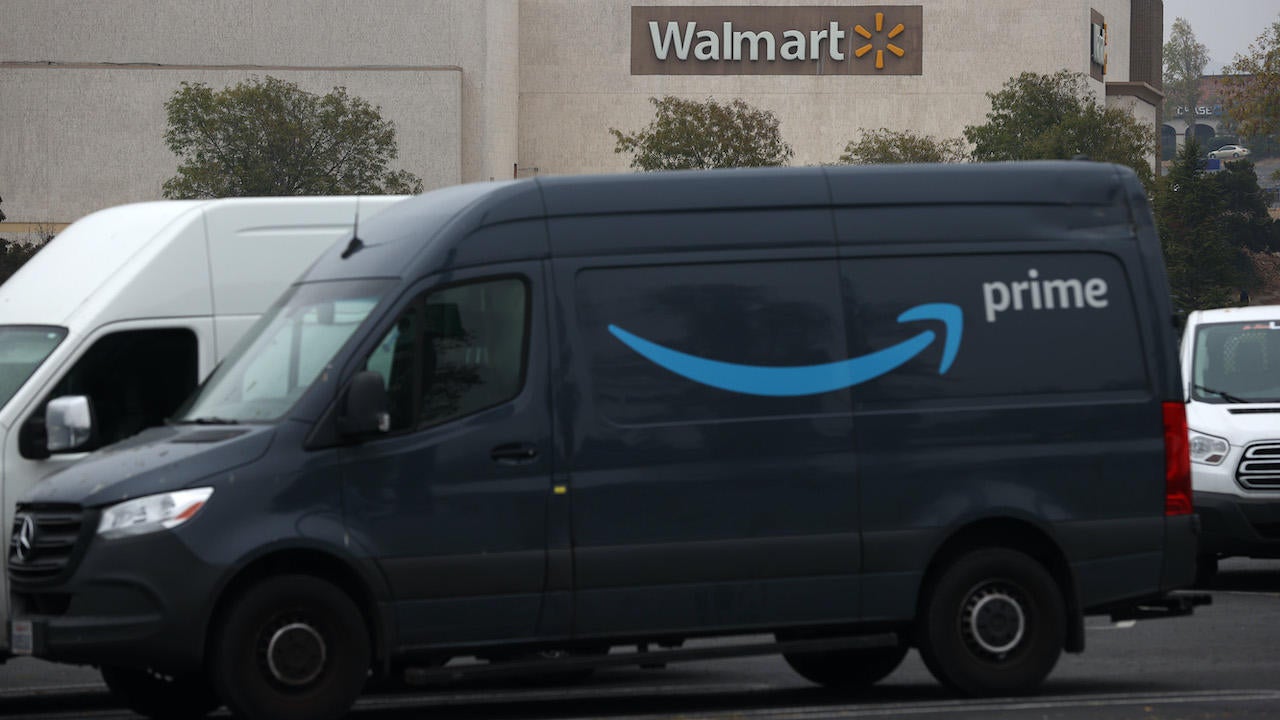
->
1188, 431, 1230, 465
97, 488, 214, 539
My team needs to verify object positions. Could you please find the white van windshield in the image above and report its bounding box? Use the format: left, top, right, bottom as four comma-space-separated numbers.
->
0, 326, 67, 412
179, 279, 392, 423
1192, 321, 1280, 403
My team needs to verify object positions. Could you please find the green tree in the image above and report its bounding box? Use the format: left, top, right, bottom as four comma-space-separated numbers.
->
838, 128, 967, 164
1223, 17, 1280, 172
1214, 159, 1280, 252
0, 239, 42, 286
162, 76, 423, 198
1154, 140, 1241, 311
610, 96, 794, 171
964, 71, 1156, 187
1163, 18, 1209, 127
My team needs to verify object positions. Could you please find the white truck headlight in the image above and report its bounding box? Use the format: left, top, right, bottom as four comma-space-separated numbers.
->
97, 488, 213, 539
1188, 430, 1230, 466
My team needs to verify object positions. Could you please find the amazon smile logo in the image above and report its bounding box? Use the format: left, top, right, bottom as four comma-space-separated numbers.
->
608, 303, 962, 397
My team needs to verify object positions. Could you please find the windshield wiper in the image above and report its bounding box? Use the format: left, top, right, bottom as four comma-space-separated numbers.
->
174, 417, 241, 425
1194, 384, 1250, 404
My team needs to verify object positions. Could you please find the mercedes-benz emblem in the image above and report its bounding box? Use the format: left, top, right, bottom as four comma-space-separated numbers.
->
15, 514, 35, 563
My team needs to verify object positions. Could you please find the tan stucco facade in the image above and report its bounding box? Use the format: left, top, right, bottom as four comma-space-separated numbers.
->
0, 0, 1160, 225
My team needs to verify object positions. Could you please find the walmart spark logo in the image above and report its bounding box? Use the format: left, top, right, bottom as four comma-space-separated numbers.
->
853, 12, 906, 70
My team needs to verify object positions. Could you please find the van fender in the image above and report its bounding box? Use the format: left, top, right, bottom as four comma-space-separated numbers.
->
915, 511, 1085, 654
200, 531, 397, 671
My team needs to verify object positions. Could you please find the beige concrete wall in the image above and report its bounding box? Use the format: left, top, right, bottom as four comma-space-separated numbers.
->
0, 68, 460, 222
519, 0, 1135, 175
1107, 93, 1160, 174
0, 0, 516, 222
1, 0, 1152, 223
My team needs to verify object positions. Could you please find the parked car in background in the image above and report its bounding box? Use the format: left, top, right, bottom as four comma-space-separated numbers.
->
1180, 305, 1280, 583
1207, 145, 1251, 160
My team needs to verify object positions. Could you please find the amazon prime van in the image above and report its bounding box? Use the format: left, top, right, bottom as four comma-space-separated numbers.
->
9, 164, 1202, 720
0, 195, 406, 658
1180, 305, 1280, 580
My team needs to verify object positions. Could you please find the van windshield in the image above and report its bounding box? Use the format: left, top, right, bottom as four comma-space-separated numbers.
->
179, 279, 393, 423
1191, 321, 1280, 403
0, 326, 67, 412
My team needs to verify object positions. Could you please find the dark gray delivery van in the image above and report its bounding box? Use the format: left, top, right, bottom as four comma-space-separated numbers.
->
9, 163, 1202, 720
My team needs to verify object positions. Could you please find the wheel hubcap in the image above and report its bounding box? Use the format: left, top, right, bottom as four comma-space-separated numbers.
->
963, 585, 1026, 656
266, 622, 327, 686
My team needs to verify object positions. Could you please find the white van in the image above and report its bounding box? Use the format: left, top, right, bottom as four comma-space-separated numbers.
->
1181, 304, 1280, 580
0, 196, 406, 656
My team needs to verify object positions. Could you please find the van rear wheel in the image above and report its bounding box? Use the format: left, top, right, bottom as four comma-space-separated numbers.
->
782, 644, 909, 690
100, 666, 220, 719
916, 548, 1064, 696
210, 575, 370, 720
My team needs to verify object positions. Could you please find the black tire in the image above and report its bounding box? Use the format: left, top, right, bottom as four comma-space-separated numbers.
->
210, 575, 371, 720
916, 548, 1065, 696
100, 665, 220, 719
782, 644, 909, 690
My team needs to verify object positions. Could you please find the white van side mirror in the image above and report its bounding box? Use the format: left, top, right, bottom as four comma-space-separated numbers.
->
46, 396, 95, 453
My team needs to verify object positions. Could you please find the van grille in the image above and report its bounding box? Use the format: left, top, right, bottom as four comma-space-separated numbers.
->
8, 504, 86, 584
1236, 443, 1280, 490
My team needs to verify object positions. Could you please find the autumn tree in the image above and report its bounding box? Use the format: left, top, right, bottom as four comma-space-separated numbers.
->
610, 96, 794, 171
1223, 16, 1280, 173
838, 128, 967, 164
964, 71, 1156, 187
162, 76, 423, 198
1163, 18, 1209, 127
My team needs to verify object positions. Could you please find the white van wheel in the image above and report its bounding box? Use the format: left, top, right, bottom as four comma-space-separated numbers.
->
917, 548, 1064, 696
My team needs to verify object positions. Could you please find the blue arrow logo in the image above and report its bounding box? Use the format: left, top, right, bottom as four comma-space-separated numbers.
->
608, 302, 962, 397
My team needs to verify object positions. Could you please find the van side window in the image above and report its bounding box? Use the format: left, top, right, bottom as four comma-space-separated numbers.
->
363, 277, 528, 430
364, 307, 421, 433
44, 329, 198, 452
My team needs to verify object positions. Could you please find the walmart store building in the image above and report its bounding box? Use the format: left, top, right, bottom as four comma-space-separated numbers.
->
0, 1, 1163, 226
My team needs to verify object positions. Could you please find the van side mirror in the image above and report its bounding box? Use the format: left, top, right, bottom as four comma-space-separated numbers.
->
18, 415, 49, 460
338, 371, 391, 439
46, 396, 95, 453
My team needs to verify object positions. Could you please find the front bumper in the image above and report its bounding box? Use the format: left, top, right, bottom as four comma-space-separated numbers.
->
9, 528, 221, 673
1194, 490, 1280, 559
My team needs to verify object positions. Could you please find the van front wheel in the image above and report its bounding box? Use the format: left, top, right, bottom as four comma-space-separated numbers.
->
782, 644, 909, 690
916, 548, 1064, 696
210, 575, 370, 720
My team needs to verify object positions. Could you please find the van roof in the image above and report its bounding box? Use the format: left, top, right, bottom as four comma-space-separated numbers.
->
308, 161, 1140, 283
0, 201, 210, 326
537, 161, 1130, 216
1187, 305, 1280, 326
0, 196, 405, 328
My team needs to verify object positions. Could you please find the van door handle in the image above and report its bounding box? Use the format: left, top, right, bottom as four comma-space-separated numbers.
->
491, 443, 540, 465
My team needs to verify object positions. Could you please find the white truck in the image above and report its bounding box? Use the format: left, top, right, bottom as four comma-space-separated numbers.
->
0, 195, 406, 656
1181, 304, 1280, 582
